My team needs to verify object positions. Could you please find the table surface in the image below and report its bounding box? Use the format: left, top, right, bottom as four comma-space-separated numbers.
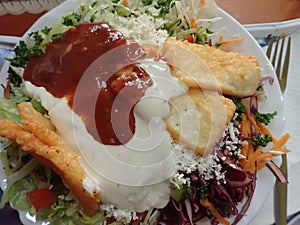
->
0, 1, 299, 225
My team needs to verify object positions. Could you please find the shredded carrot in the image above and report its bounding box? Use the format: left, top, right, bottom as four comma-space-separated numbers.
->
200, 199, 230, 225
219, 35, 224, 43
243, 147, 262, 173
4, 80, 10, 99
240, 113, 250, 156
248, 142, 254, 155
256, 152, 273, 161
190, 18, 196, 29
245, 110, 261, 131
256, 160, 267, 170
238, 108, 291, 174
240, 145, 249, 161
241, 114, 250, 137
216, 37, 244, 46
122, 0, 128, 6
200, 0, 206, 4
271, 133, 290, 150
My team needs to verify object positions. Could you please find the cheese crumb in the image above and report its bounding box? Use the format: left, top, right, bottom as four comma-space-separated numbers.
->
117, 13, 169, 45
100, 204, 138, 223
217, 121, 248, 158
172, 142, 225, 182
171, 172, 190, 189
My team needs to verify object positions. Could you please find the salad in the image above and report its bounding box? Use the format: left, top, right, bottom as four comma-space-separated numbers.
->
0, 0, 290, 225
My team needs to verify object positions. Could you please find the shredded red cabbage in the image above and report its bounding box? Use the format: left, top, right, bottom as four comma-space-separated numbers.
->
261, 76, 274, 85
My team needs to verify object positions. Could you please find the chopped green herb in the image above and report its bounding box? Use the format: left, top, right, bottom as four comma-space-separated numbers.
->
256, 111, 277, 125
141, 0, 153, 5
230, 97, 246, 121
198, 186, 208, 199
156, 0, 174, 17
215, 42, 222, 48
194, 27, 212, 45
90, 14, 96, 23
62, 12, 82, 26
7, 27, 52, 87
163, 19, 182, 36
170, 182, 191, 202
256, 83, 264, 92
91, 1, 98, 7
253, 134, 273, 147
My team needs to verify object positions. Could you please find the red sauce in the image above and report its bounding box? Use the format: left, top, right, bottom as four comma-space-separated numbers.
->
23, 23, 152, 145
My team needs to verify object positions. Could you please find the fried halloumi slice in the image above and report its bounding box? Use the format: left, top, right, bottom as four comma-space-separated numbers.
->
165, 88, 236, 156
0, 102, 101, 215
161, 38, 261, 97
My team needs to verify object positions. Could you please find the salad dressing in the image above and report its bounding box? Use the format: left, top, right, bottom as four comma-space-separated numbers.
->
23, 22, 151, 145
22, 23, 188, 211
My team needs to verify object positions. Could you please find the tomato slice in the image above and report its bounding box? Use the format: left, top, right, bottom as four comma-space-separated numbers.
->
26, 188, 57, 211
183, 34, 194, 43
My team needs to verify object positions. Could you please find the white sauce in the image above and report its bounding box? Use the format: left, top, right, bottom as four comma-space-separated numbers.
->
23, 59, 188, 212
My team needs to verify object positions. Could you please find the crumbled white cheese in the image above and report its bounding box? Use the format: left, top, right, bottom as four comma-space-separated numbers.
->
100, 204, 138, 223
217, 120, 248, 159
124, 77, 150, 89
96, 80, 107, 89
83, 177, 102, 195
117, 13, 169, 45
171, 172, 190, 189
172, 142, 225, 182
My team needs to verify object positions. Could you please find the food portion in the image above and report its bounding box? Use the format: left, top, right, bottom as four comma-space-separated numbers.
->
0, 0, 290, 225
0, 102, 101, 215
23, 22, 150, 145
162, 38, 261, 97
21, 22, 187, 212
165, 88, 236, 156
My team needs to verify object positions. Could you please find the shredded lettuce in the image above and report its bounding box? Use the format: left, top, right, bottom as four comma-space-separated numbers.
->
36, 197, 106, 225
0, 176, 34, 210
0, 98, 21, 122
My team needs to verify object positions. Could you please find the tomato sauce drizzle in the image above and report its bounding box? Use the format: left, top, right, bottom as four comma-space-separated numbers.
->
23, 23, 152, 145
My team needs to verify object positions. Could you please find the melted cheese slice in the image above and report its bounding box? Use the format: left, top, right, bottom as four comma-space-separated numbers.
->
162, 38, 261, 97
165, 88, 236, 156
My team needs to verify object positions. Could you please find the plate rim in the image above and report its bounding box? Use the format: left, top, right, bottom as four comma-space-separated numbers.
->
0, 1, 285, 225
244, 18, 300, 38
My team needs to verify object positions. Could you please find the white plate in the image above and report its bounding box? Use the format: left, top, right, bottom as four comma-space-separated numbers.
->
0, 1, 285, 224
244, 18, 300, 38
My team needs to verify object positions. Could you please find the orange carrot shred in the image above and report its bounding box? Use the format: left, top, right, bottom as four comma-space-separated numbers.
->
190, 18, 196, 28
200, 199, 230, 225
200, 0, 206, 4
257, 160, 267, 170
271, 133, 290, 150
246, 110, 260, 131
4, 80, 10, 99
256, 152, 273, 161
219, 35, 224, 43
239, 110, 291, 173
240, 113, 250, 156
